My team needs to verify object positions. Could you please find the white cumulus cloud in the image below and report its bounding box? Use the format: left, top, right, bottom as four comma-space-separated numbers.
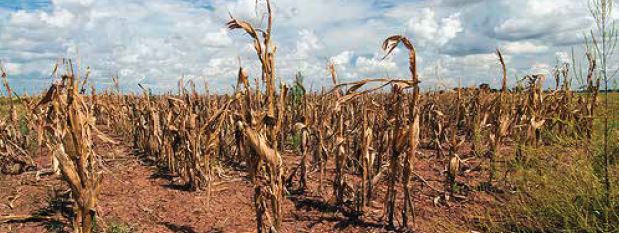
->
0, 0, 608, 92
503, 41, 549, 54
406, 8, 463, 46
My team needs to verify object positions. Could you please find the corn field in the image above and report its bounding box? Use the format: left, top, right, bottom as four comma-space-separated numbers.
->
0, 1, 617, 232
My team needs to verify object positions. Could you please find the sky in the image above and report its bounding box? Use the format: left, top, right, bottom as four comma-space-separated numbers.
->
0, 0, 610, 94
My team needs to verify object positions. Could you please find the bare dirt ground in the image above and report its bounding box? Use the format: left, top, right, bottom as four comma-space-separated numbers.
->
0, 128, 499, 233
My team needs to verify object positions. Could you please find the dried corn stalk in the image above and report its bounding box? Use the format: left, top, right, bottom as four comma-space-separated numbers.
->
40, 66, 106, 233
227, 0, 284, 231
